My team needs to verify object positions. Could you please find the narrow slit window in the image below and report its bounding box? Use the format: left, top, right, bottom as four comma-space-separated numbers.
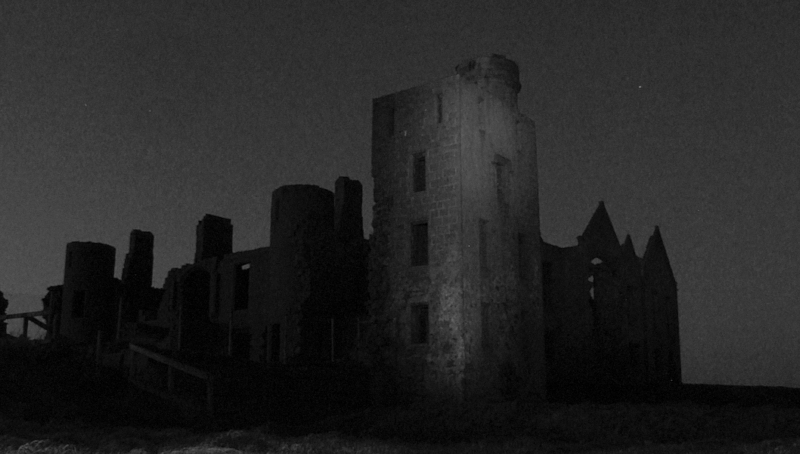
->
413, 152, 426, 192
411, 222, 429, 266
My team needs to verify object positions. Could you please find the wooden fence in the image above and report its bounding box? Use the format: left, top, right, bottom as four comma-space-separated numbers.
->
0, 310, 49, 338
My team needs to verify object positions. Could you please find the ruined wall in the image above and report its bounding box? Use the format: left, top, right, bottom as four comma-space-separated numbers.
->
195, 214, 233, 263
267, 185, 335, 363
216, 247, 270, 361
643, 227, 681, 385
335, 176, 364, 243
369, 55, 544, 402
542, 205, 681, 395
118, 230, 154, 335
619, 236, 648, 384
541, 242, 595, 391
60, 242, 117, 343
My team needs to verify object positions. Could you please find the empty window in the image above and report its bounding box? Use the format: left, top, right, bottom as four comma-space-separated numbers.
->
411, 222, 429, 266
234, 263, 250, 310
413, 153, 426, 192
410, 304, 429, 344
72, 290, 85, 318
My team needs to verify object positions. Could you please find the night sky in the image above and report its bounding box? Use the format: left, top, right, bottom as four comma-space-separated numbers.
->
1, 1, 798, 388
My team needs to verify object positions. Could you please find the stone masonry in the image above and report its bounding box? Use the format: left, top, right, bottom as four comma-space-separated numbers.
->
369, 55, 545, 402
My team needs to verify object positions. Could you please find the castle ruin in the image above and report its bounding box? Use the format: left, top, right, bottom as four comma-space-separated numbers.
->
34, 55, 679, 406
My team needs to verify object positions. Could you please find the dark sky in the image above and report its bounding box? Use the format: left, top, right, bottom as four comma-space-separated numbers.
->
1, 0, 798, 388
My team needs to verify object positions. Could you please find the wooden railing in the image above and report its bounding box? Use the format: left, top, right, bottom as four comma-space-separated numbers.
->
127, 343, 215, 416
0, 310, 49, 338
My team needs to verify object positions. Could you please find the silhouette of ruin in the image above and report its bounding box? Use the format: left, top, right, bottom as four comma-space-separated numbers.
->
542, 202, 680, 400
31, 55, 679, 412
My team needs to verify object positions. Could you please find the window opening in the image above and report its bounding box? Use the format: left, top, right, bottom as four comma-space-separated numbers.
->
413, 153, 426, 192
411, 222, 429, 266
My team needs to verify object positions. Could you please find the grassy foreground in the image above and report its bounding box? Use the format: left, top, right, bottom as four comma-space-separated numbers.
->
1, 339, 799, 453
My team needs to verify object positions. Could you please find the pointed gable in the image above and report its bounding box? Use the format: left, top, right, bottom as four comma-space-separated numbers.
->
618, 234, 643, 286
621, 234, 637, 258
579, 201, 621, 261
643, 226, 676, 284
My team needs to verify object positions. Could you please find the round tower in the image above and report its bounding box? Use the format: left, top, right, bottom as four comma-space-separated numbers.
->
61, 242, 116, 342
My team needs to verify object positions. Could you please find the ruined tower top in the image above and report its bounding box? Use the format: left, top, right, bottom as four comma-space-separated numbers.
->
456, 54, 522, 95
195, 214, 233, 263
122, 229, 154, 290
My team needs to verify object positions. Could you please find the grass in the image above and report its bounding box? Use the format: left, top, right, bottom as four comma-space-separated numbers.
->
1, 339, 799, 453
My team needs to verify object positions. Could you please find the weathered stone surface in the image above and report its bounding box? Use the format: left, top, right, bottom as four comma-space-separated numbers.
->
368, 55, 545, 403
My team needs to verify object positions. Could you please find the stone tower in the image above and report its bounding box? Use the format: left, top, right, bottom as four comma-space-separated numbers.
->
61, 242, 117, 342
369, 55, 545, 402
118, 230, 154, 328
